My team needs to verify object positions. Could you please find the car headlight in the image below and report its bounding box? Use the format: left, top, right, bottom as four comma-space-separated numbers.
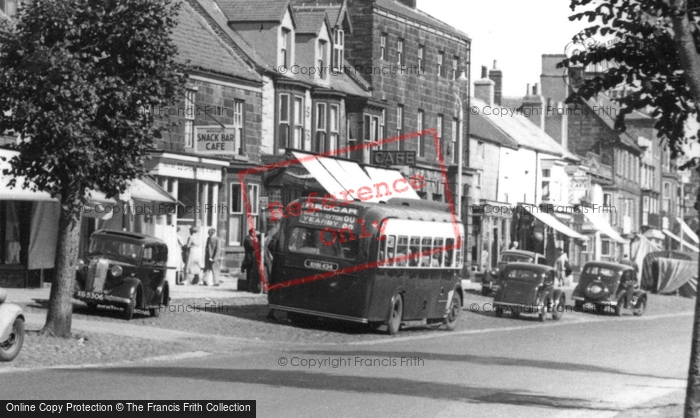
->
110, 265, 123, 277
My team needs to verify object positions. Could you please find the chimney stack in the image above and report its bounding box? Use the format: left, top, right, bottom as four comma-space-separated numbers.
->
488, 60, 503, 106
474, 65, 495, 106
522, 82, 545, 129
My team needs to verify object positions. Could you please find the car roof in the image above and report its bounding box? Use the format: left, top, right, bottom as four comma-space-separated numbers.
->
92, 229, 166, 246
502, 262, 554, 273
582, 261, 633, 271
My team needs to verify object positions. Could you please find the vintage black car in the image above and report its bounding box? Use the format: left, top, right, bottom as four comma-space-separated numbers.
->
492, 263, 565, 321
482, 250, 548, 295
572, 261, 647, 316
74, 230, 170, 320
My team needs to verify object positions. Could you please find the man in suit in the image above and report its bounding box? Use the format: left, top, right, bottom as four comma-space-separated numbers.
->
202, 228, 222, 286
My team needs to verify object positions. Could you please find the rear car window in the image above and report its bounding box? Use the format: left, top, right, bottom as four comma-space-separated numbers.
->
501, 254, 533, 263
506, 269, 540, 282
583, 266, 616, 278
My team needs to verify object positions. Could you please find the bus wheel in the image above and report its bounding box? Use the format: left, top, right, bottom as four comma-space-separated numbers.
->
388, 295, 403, 336
444, 292, 461, 331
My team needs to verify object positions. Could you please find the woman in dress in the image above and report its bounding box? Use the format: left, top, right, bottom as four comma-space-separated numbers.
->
184, 226, 202, 285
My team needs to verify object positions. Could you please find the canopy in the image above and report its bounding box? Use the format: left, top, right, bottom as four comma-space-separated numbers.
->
662, 229, 699, 253
583, 212, 627, 243
0, 150, 56, 201
131, 177, 179, 206
631, 233, 661, 274
291, 151, 420, 202
528, 210, 586, 240
677, 217, 700, 244
641, 251, 698, 297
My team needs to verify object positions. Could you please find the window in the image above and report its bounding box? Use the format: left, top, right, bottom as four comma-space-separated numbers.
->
333, 29, 344, 71
542, 169, 551, 178
437, 114, 443, 158
1, 0, 20, 18
288, 227, 359, 259
417, 110, 425, 157
318, 39, 327, 80
234, 100, 245, 155
437, 51, 444, 77
229, 183, 259, 246
380, 33, 387, 60
315, 103, 327, 152
397, 38, 404, 65
451, 117, 458, 164
663, 181, 671, 212
184, 89, 195, 148
293, 96, 304, 150
279, 94, 290, 149
280, 28, 291, 69
451, 56, 459, 80
329, 105, 339, 153
396, 105, 404, 150
601, 239, 612, 257
417, 45, 424, 70
379, 109, 386, 149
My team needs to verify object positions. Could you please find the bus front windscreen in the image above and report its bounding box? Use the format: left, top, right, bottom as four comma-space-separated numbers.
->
287, 227, 359, 259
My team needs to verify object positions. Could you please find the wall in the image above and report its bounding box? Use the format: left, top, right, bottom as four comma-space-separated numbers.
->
231, 22, 283, 69
498, 147, 538, 205
469, 137, 501, 202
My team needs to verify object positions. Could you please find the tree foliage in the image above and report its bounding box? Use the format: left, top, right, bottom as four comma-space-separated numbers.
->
0, 0, 186, 212
558, 0, 700, 166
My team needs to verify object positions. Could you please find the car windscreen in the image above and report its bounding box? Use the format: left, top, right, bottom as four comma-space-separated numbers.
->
504, 269, 541, 282
287, 227, 358, 260
89, 236, 142, 264
501, 254, 533, 263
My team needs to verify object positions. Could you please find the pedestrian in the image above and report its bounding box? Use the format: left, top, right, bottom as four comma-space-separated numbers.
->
241, 228, 260, 293
555, 247, 571, 287
176, 226, 188, 285
202, 228, 222, 287
184, 226, 202, 285
481, 243, 490, 272
509, 241, 520, 250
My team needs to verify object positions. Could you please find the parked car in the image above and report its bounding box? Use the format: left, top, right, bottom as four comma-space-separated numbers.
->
492, 263, 565, 321
74, 230, 170, 320
482, 250, 548, 295
0, 287, 24, 361
572, 261, 647, 316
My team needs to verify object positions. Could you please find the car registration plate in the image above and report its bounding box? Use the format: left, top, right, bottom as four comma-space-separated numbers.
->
76, 291, 105, 301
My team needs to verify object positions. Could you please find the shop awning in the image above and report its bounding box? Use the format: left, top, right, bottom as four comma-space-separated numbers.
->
291, 151, 419, 202
583, 212, 628, 243
131, 177, 179, 206
677, 217, 699, 244
0, 150, 56, 201
529, 210, 586, 240
663, 229, 700, 252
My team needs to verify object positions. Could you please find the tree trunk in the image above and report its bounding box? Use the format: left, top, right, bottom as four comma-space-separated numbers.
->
41, 204, 83, 338
686, 176, 700, 418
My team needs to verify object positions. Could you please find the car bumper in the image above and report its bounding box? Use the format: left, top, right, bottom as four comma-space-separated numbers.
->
572, 296, 617, 306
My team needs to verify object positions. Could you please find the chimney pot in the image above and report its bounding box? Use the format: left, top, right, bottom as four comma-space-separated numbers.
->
532, 84, 538, 95
526, 83, 530, 95
481, 66, 488, 78
493, 60, 497, 69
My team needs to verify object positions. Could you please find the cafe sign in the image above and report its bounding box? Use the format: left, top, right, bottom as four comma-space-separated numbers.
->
195, 126, 237, 155
370, 150, 416, 166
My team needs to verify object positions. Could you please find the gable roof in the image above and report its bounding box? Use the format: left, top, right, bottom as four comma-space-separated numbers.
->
292, 1, 353, 32
374, 0, 470, 42
294, 11, 330, 35
218, 0, 294, 24
174, 1, 261, 82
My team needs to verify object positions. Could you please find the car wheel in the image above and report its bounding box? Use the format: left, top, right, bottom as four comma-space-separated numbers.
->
149, 287, 168, 318
0, 318, 24, 362
388, 295, 403, 335
552, 295, 565, 321
444, 292, 461, 331
615, 295, 625, 317
494, 305, 504, 317
123, 292, 136, 321
481, 287, 490, 296
633, 297, 646, 317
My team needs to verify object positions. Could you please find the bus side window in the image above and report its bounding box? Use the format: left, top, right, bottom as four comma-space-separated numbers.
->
381, 235, 396, 266
409, 237, 420, 267
433, 238, 444, 268
456, 236, 464, 268
396, 236, 409, 266
420, 237, 433, 267
445, 238, 454, 267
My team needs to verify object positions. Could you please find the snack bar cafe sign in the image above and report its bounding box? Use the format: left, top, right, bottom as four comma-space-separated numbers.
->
195, 126, 237, 154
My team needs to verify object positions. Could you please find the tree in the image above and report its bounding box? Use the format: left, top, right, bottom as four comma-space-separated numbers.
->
558, 0, 700, 416
0, 0, 186, 338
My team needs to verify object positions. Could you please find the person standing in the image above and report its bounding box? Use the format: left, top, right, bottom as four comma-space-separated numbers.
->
555, 247, 570, 287
509, 241, 520, 250
184, 226, 202, 285
176, 226, 188, 285
241, 228, 260, 293
202, 228, 222, 286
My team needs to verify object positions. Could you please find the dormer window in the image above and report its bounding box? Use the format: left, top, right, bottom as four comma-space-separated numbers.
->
333, 29, 344, 71
280, 28, 292, 69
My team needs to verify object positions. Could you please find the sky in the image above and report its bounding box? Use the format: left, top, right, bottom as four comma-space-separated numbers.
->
418, 0, 589, 98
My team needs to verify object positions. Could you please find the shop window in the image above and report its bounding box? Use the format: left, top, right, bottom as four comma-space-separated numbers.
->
234, 100, 245, 155
229, 183, 259, 246
601, 239, 612, 257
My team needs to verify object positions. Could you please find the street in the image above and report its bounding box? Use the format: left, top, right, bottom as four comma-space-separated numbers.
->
0, 289, 692, 417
